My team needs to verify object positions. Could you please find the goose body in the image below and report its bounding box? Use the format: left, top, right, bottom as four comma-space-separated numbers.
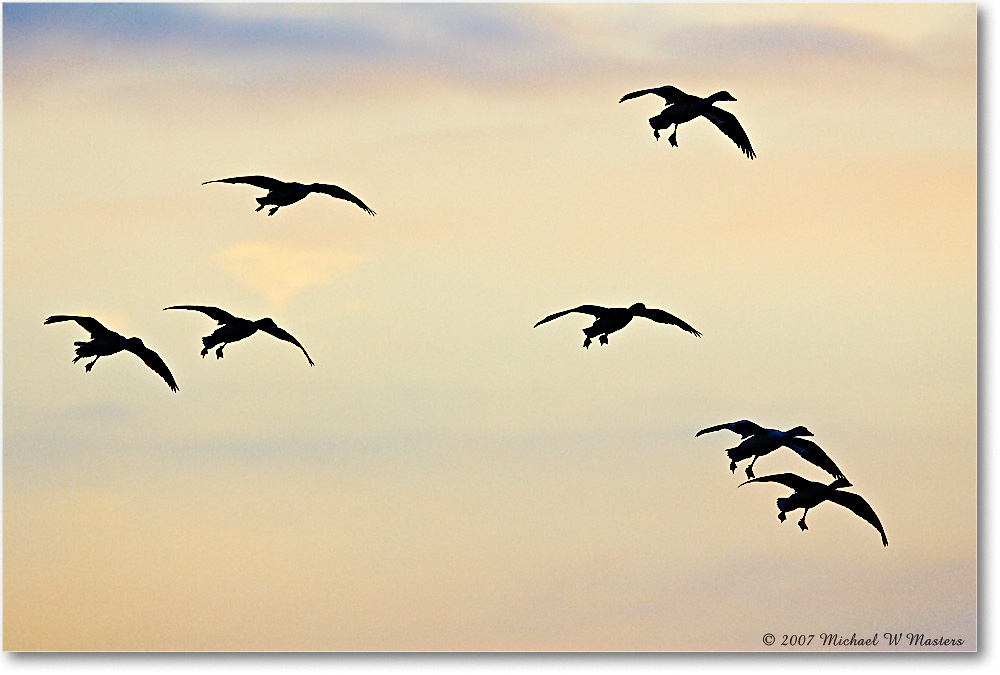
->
620, 85, 755, 158
165, 305, 315, 366
697, 421, 844, 480
739, 473, 888, 546
204, 175, 375, 216
44, 315, 178, 392
534, 302, 701, 348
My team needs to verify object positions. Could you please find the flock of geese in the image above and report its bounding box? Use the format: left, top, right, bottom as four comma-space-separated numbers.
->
46, 85, 886, 547
696, 421, 888, 546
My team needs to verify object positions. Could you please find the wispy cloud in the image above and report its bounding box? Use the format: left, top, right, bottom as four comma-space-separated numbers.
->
3, 3, 541, 83
217, 240, 364, 307
654, 22, 921, 74
4, 3, 971, 92
3, 3, 389, 55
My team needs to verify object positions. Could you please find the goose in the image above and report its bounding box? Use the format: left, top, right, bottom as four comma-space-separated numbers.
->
203, 175, 375, 216
44, 315, 178, 392
165, 305, 315, 366
696, 420, 845, 480
533, 302, 701, 348
739, 473, 888, 546
619, 85, 755, 158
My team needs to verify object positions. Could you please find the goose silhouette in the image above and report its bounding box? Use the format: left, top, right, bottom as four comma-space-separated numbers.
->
44, 315, 178, 392
619, 85, 755, 158
203, 175, 375, 216
165, 305, 315, 366
739, 473, 888, 546
696, 420, 845, 480
533, 302, 701, 348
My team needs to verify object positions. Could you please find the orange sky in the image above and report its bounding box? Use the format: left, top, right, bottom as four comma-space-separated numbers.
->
3, 2, 977, 651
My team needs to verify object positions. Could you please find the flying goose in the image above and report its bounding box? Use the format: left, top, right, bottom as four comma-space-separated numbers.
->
619, 85, 755, 158
203, 175, 375, 216
533, 302, 701, 348
165, 305, 315, 366
696, 421, 845, 480
739, 473, 888, 546
44, 315, 178, 392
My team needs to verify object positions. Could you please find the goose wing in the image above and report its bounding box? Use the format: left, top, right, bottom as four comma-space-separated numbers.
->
827, 490, 888, 546
633, 306, 702, 337
619, 85, 696, 105
261, 324, 315, 366
533, 305, 609, 328
309, 184, 376, 216
124, 342, 179, 392
784, 438, 846, 480
202, 175, 287, 190
702, 106, 755, 159
738, 472, 821, 492
696, 420, 765, 438
44, 315, 117, 339
164, 305, 238, 325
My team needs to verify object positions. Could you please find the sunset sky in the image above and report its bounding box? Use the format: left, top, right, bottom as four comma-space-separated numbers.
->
3, 2, 977, 651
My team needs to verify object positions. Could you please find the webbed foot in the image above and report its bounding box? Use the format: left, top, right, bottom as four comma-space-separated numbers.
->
255, 204, 265, 212
653, 129, 660, 141
668, 130, 678, 147
268, 207, 279, 216
215, 347, 225, 359
84, 359, 97, 372
745, 466, 755, 480
599, 334, 608, 345
797, 518, 808, 531
729, 460, 738, 474
583, 337, 592, 349
778, 512, 787, 523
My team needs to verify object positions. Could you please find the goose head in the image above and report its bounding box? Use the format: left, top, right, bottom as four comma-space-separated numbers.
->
710, 90, 737, 103
787, 425, 813, 437
829, 477, 853, 490
627, 302, 647, 313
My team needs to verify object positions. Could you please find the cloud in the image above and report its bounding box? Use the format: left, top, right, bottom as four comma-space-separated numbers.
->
2, 3, 540, 82
2, 3, 388, 55
4, 3, 971, 94
217, 241, 364, 307
657, 22, 917, 71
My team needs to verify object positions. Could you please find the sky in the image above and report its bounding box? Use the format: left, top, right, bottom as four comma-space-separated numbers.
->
2, 2, 978, 652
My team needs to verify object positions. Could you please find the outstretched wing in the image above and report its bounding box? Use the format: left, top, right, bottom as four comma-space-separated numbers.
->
125, 342, 179, 392
533, 305, 609, 328
827, 491, 888, 546
634, 306, 702, 337
696, 420, 765, 438
702, 107, 755, 159
738, 472, 820, 492
310, 184, 376, 216
261, 324, 315, 366
202, 175, 287, 190
784, 438, 846, 480
44, 315, 116, 338
619, 85, 696, 105
164, 305, 237, 325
